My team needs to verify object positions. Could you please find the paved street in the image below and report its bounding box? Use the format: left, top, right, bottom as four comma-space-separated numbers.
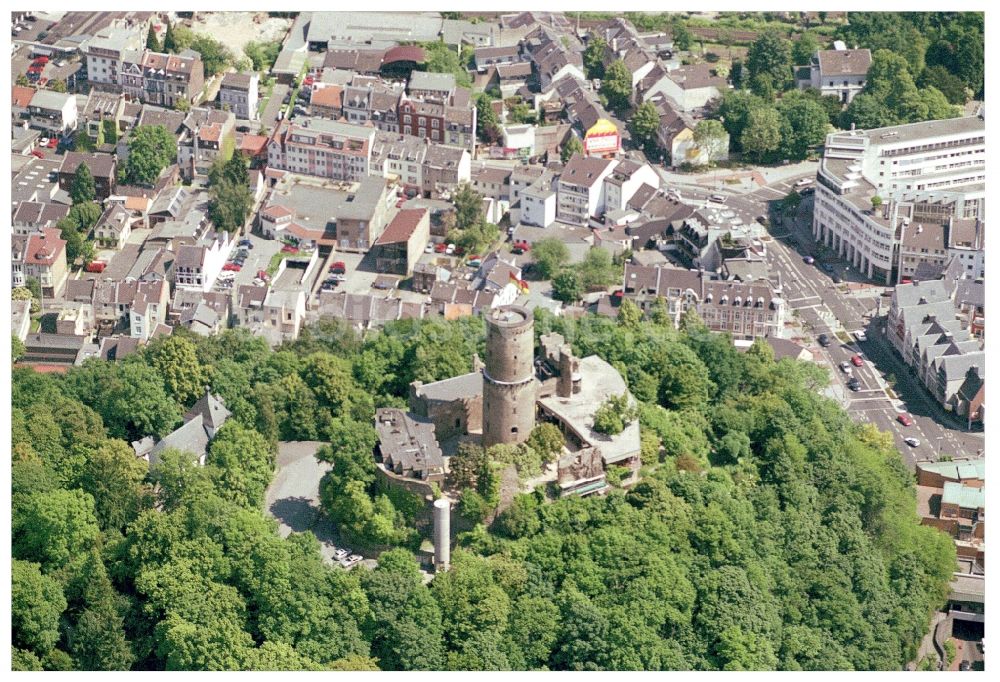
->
742, 175, 985, 467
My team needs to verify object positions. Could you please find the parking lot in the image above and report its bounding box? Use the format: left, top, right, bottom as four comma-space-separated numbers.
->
264, 441, 374, 570
214, 233, 283, 294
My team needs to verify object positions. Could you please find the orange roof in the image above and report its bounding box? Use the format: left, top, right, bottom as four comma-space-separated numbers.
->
12, 85, 35, 109
374, 208, 428, 245
199, 123, 222, 143
237, 134, 268, 156
124, 195, 152, 212
24, 228, 66, 266
311, 85, 343, 108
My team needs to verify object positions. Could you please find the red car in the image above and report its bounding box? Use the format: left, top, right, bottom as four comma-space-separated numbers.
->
896, 413, 914, 427
222, 262, 242, 272
851, 355, 864, 367
511, 240, 530, 254
46, 137, 58, 148
329, 261, 346, 274
32, 56, 49, 65
85, 261, 106, 273
256, 270, 269, 280
434, 243, 447, 253
280, 244, 298, 254
30, 150, 45, 158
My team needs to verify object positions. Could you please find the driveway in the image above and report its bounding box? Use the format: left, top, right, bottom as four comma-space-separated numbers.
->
265, 441, 339, 563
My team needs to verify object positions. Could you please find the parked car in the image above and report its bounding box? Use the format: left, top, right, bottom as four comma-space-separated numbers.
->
425, 242, 434, 253
329, 261, 346, 274
445, 243, 456, 255
511, 240, 530, 255
434, 242, 447, 253
818, 334, 831, 347
854, 330, 867, 342
238, 238, 252, 248
821, 263, 835, 273
39, 137, 50, 147
709, 193, 726, 203
839, 361, 852, 373
897, 413, 914, 427
46, 137, 57, 148
959, 661, 971, 671
904, 437, 921, 448
280, 244, 298, 254
794, 177, 814, 188
85, 261, 106, 273
847, 378, 861, 392
800, 186, 815, 196
222, 263, 241, 272
256, 270, 269, 281
30, 150, 44, 158
803, 256, 815, 264
851, 354, 864, 367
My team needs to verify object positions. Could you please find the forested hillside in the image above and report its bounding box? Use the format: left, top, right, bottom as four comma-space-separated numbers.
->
11, 310, 955, 670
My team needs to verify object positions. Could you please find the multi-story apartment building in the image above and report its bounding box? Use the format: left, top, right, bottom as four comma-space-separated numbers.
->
85, 27, 143, 89
619, 263, 785, 340
798, 44, 872, 104
813, 115, 985, 284
218, 72, 259, 121
12, 228, 68, 297
116, 48, 205, 108
267, 118, 375, 181
556, 154, 617, 225
28, 91, 78, 136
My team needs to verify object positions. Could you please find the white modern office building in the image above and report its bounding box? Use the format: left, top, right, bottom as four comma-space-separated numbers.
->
813, 115, 985, 284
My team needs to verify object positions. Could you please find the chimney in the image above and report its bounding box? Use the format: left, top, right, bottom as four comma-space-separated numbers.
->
433, 498, 451, 572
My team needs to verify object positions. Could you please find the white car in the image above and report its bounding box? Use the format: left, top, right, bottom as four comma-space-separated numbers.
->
333, 548, 349, 560
445, 243, 456, 255
709, 194, 726, 204
425, 242, 434, 253
904, 437, 921, 448
39, 137, 49, 146
854, 330, 867, 342
795, 177, 814, 188
839, 361, 852, 374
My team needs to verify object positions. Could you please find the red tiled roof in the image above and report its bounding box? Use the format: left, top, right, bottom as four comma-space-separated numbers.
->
199, 123, 222, 143
12, 85, 36, 108
237, 134, 268, 156
311, 85, 343, 108
261, 204, 294, 220
24, 228, 66, 266
374, 208, 428, 245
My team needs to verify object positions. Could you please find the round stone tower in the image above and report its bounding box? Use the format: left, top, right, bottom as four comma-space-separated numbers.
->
482, 305, 535, 448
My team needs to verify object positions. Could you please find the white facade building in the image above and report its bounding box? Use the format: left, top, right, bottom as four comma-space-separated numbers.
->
813, 115, 985, 284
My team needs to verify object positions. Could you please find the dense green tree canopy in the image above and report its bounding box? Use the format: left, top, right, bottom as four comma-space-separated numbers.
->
11, 305, 956, 671
119, 125, 177, 186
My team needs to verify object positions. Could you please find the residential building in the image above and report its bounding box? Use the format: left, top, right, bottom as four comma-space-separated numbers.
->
556, 154, 618, 225
617, 263, 786, 339
120, 49, 205, 108
649, 63, 727, 112
12, 228, 68, 297
267, 117, 375, 181
408, 71, 456, 101
28, 90, 77, 136
372, 208, 430, 276
85, 26, 144, 89
798, 44, 872, 104
80, 91, 127, 143
887, 280, 985, 418
603, 159, 660, 213
58, 151, 117, 201
520, 172, 558, 228
136, 389, 231, 467
813, 115, 985, 284
93, 203, 134, 249
310, 84, 344, 119
947, 217, 985, 280
12, 201, 70, 236
173, 231, 234, 292
524, 25, 586, 91
218, 72, 259, 121
650, 93, 730, 167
